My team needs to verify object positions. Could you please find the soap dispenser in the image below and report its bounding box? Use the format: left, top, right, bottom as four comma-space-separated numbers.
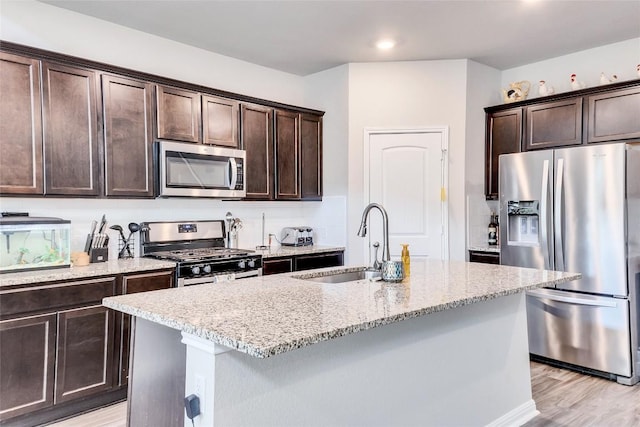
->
401, 244, 410, 278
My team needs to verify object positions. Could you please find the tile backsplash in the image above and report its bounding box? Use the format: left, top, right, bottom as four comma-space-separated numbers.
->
466, 195, 499, 248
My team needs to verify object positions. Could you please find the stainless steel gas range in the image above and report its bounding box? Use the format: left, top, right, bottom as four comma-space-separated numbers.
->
140, 220, 262, 286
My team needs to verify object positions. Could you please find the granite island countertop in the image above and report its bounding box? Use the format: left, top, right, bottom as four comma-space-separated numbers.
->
103, 260, 580, 359
0, 258, 176, 288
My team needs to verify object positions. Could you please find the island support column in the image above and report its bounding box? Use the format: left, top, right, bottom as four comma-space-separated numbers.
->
180, 292, 538, 427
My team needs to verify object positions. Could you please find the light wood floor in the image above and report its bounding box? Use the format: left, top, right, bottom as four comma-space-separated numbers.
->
46, 362, 639, 426
524, 361, 640, 427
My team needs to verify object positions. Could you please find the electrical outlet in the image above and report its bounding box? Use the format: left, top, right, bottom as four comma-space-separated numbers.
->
195, 375, 206, 414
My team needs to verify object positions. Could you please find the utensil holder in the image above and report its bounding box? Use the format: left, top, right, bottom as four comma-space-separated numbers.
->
118, 235, 135, 259
381, 260, 405, 282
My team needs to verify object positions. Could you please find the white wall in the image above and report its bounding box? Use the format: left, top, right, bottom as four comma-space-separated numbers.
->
347, 60, 468, 265
501, 38, 640, 99
0, 0, 347, 254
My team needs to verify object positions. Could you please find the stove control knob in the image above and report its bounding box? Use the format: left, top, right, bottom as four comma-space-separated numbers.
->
191, 265, 201, 275
248, 259, 256, 268
202, 265, 212, 274
237, 259, 246, 269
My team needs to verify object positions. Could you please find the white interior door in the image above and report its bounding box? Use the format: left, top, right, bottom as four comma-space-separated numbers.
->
364, 128, 448, 274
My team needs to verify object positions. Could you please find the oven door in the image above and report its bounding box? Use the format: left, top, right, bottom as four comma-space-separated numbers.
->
157, 140, 246, 198
178, 269, 262, 287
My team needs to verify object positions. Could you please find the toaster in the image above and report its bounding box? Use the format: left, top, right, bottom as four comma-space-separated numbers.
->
280, 226, 314, 246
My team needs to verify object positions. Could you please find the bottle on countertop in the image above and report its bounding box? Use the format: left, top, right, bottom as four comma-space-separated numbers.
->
401, 244, 410, 277
495, 214, 500, 246
488, 213, 498, 246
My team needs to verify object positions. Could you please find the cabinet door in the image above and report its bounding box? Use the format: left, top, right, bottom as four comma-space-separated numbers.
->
156, 85, 201, 143
587, 87, 640, 143
55, 305, 115, 404
42, 62, 101, 196
262, 257, 293, 275
485, 108, 522, 199
0, 313, 56, 420
241, 103, 274, 199
202, 95, 239, 147
0, 52, 43, 195
300, 114, 322, 200
525, 98, 583, 150
102, 74, 155, 197
118, 270, 174, 387
275, 110, 300, 199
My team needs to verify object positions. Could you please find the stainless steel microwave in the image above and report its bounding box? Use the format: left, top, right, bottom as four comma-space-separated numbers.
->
156, 140, 246, 198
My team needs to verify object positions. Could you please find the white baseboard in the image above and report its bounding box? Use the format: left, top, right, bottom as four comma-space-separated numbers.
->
485, 399, 539, 427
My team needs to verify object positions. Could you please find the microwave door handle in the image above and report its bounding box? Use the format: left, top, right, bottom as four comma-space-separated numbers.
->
228, 158, 238, 190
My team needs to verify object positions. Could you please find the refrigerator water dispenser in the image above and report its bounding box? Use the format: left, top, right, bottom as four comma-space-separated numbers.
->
507, 201, 539, 245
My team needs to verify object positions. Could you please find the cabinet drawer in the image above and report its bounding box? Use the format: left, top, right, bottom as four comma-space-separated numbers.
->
122, 270, 174, 294
262, 258, 293, 275
294, 252, 344, 271
469, 251, 500, 265
0, 277, 117, 318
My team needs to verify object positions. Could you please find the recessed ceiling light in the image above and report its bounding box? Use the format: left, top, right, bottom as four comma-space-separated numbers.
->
375, 39, 396, 50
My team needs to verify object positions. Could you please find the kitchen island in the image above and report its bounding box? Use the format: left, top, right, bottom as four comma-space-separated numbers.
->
103, 261, 580, 427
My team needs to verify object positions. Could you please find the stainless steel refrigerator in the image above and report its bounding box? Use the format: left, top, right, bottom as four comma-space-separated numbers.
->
499, 142, 640, 385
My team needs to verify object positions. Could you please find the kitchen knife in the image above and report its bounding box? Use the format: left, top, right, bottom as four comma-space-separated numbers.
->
98, 214, 107, 233
85, 220, 98, 253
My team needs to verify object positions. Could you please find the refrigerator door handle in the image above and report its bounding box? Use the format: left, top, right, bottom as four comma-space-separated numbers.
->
554, 158, 565, 271
540, 159, 551, 270
527, 290, 618, 308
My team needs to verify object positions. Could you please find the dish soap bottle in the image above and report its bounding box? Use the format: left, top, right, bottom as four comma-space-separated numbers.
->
401, 244, 410, 277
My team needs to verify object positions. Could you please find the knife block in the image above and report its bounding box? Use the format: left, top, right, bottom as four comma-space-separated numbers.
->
89, 247, 108, 263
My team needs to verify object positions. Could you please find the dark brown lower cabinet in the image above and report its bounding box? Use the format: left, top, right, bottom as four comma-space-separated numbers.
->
118, 270, 174, 387
0, 313, 56, 420
469, 250, 500, 265
54, 305, 115, 404
262, 251, 344, 275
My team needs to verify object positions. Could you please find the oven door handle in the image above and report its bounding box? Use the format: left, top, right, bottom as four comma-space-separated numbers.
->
228, 158, 238, 190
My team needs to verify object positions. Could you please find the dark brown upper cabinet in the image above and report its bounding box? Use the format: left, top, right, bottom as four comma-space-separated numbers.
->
485, 108, 522, 200
300, 114, 323, 200
202, 95, 239, 147
156, 85, 201, 143
275, 110, 300, 200
524, 98, 583, 150
0, 52, 43, 195
241, 103, 274, 200
102, 75, 155, 198
586, 86, 640, 143
42, 62, 101, 196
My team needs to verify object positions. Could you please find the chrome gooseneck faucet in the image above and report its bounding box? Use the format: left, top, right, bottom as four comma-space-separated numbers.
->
357, 203, 391, 265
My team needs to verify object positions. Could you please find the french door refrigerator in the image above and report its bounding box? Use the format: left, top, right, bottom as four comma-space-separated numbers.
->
499, 142, 640, 385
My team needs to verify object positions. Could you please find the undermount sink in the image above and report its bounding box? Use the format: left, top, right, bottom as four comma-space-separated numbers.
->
294, 268, 381, 284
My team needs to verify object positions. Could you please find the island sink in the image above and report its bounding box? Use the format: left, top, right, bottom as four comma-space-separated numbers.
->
293, 267, 381, 283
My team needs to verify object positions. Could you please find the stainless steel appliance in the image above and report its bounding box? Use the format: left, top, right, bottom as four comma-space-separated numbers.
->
140, 220, 261, 286
156, 140, 246, 198
281, 226, 314, 246
499, 143, 639, 385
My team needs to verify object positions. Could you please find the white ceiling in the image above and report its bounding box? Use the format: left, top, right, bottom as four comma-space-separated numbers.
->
40, 0, 640, 76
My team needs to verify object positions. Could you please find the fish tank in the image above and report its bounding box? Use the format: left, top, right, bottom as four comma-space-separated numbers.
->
0, 216, 71, 273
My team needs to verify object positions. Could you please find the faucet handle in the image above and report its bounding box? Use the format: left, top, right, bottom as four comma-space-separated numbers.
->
372, 241, 381, 270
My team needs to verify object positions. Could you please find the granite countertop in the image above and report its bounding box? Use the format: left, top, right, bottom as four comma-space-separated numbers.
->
254, 245, 345, 259
0, 258, 176, 288
468, 245, 501, 253
103, 261, 580, 359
